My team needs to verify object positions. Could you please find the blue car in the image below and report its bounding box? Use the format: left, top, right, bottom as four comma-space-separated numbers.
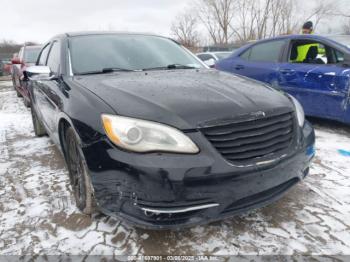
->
216, 35, 350, 124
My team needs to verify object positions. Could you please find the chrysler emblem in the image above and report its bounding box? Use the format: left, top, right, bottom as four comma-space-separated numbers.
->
252, 111, 266, 118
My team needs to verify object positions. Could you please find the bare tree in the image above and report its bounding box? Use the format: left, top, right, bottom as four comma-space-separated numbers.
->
171, 10, 200, 49
342, 19, 350, 35
231, 0, 257, 42
304, 0, 339, 31
231, 0, 298, 42
173, 0, 343, 46
196, 0, 235, 45
269, 0, 298, 36
0, 40, 22, 54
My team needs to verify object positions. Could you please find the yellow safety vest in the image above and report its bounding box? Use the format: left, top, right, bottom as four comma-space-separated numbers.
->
292, 44, 326, 62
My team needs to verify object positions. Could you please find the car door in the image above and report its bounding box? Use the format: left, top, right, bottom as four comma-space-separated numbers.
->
32, 43, 52, 125
36, 41, 63, 137
228, 39, 286, 86
278, 39, 349, 121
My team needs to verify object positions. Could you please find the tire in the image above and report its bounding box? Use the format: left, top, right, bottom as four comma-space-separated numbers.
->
31, 106, 47, 137
65, 127, 95, 215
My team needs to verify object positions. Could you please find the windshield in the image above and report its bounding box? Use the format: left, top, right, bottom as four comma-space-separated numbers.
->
329, 35, 350, 49
215, 52, 232, 60
70, 34, 204, 74
24, 48, 41, 63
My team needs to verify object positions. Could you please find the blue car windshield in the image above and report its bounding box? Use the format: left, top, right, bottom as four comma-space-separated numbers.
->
69, 34, 204, 74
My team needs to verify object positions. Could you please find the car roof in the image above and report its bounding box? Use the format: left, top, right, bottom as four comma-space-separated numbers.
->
50, 31, 168, 40
24, 45, 42, 49
255, 34, 350, 43
249, 34, 350, 52
253, 34, 324, 42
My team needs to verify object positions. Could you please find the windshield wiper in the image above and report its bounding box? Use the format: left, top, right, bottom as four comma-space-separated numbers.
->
77, 67, 135, 75
142, 64, 198, 71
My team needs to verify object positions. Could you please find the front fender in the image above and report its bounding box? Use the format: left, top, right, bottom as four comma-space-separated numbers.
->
55, 78, 116, 158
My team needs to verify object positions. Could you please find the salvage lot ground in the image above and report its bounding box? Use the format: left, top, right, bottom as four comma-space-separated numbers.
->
0, 80, 350, 257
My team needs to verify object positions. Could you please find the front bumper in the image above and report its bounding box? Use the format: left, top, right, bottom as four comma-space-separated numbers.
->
83, 121, 315, 230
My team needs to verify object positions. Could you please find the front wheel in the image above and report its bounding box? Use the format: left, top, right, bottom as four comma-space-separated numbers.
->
65, 127, 95, 214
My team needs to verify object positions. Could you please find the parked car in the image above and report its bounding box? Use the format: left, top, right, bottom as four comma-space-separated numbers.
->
0, 60, 3, 76
197, 52, 233, 67
25, 32, 315, 229
10, 53, 18, 85
1, 58, 12, 75
216, 34, 350, 125
12, 45, 42, 107
0, 57, 11, 76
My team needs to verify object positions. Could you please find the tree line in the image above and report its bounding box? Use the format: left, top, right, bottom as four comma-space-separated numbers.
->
171, 0, 346, 49
0, 40, 38, 56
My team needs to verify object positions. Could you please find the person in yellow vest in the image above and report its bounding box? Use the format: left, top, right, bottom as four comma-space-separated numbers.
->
292, 21, 325, 63
302, 21, 314, 35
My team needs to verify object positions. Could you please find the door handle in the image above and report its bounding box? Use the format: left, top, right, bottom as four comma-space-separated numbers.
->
235, 65, 245, 70
279, 69, 295, 74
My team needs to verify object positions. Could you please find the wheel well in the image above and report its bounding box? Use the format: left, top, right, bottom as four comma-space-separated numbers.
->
58, 119, 71, 160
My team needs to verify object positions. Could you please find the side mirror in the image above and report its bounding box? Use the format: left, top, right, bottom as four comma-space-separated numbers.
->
204, 58, 216, 68
11, 58, 21, 64
24, 66, 54, 81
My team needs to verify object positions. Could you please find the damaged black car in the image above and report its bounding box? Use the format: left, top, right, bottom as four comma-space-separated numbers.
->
25, 32, 315, 229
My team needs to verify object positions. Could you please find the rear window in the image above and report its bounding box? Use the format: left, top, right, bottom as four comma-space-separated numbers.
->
24, 48, 41, 63
241, 40, 285, 62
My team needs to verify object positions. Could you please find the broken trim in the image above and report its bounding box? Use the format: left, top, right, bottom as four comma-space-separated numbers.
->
140, 203, 220, 214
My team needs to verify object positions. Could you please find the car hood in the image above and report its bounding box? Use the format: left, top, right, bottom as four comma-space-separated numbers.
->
74, 69, 293, 130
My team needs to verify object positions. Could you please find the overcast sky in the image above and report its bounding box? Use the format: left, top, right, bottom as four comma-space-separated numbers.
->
1, 0, 348, 44
1, 0, 190, 43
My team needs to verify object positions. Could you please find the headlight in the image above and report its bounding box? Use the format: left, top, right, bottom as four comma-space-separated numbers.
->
101, 114, 199, 154
289, 96, 305, 127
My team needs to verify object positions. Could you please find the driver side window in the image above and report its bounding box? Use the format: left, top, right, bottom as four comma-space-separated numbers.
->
46, 41, 61, 75
289, 41, 344, 65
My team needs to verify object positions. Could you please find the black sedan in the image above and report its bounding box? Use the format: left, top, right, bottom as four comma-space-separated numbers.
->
25, 32, 315, 229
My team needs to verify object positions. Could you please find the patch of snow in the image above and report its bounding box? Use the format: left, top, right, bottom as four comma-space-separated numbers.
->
1, 82, 350, 256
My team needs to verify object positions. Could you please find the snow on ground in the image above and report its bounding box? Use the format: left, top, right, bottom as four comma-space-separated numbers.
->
0, 81, 349, 257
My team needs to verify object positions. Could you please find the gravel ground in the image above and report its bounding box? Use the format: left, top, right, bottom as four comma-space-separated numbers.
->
0, 80, 350, 258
